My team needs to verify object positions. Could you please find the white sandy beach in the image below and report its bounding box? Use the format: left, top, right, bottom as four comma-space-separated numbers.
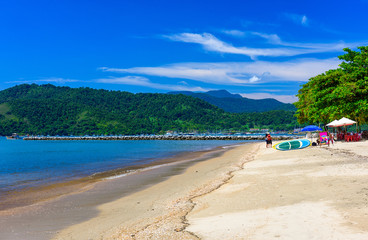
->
51, 140, 368, 240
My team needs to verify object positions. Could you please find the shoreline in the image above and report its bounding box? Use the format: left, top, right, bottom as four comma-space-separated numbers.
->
53, 142, 260, 239
0, 141, 251, 240
0, 141, 246, 212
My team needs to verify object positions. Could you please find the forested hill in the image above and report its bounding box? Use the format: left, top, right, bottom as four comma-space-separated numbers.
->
168, 90, 296, 113
0, 84, 297, 136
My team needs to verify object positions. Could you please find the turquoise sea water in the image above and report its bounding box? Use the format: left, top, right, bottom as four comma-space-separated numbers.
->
0, 138, 248, 194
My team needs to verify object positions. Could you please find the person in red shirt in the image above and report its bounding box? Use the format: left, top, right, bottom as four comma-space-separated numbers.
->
266, 134, 272, 148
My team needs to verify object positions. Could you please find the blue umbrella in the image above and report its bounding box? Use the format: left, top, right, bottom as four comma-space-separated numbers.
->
301, 125, 323, 132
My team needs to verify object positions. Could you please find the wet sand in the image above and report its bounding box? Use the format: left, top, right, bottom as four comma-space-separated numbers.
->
53, 142, 259, 239
0, 146, 232, 212
0, 143, 240, 240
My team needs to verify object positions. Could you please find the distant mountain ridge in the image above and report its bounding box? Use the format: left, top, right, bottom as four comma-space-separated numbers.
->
0, 84, 298, 136
168, 90, 296, 113
202, 90, 243, 99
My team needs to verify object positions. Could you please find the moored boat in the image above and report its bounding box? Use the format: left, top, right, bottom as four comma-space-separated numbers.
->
6, 133, 21, 140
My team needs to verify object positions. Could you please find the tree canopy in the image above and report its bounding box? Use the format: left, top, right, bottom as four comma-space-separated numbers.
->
294, 46, 368, 125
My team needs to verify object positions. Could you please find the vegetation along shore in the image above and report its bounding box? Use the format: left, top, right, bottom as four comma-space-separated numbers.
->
0, 84, 297, 136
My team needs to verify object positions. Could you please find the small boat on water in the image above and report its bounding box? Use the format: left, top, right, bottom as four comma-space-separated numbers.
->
6, 133, 22, 140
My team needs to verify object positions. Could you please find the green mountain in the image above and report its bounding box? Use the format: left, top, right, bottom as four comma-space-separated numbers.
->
0, 84, 297, 136
168, 90, 296, 113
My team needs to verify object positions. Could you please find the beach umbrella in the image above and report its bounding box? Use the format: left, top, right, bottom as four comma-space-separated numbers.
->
301, 125, 323, 142
326, 120, 339, 127
301, 125, 323, 132
335, 117, 356, 127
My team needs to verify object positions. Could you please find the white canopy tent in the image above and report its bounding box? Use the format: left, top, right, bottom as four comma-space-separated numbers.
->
335, 117, 356, 127
327, 117, 356, 127
326, 119, 339, 127
327, 117, 358, 134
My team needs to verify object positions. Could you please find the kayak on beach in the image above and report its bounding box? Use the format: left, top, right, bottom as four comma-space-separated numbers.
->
273, 139, 311, 151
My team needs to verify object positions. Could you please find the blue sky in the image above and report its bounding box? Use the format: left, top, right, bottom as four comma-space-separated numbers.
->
1, 0, 368, 103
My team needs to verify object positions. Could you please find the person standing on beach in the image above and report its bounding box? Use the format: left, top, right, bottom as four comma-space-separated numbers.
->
328, 132, 334, 146
266, 134, 272, 148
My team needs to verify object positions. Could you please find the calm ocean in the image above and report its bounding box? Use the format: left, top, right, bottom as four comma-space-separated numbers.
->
0, 137, 248, 194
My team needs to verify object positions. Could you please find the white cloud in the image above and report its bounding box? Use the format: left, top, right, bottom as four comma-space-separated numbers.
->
240, 92, 298, 103
96, 76, 211, 92
97, 76, 149, 85
249, 76, 260, 83
284, 13, 309, 26
100, 58, 340, 85
301, 15, 308, 26
164, 33, 303, 59
222, 29, 246, 37
242, 58, 340, 82
251, 32, 282, 44
178, 81, 189, 85
164, 32, 352, 59
6, 77, 80, 84
100, 65, 252, 84
251, 31, 352, 51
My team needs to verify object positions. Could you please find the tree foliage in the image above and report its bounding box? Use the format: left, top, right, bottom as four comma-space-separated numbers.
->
0, 84, 297, 135
295, 46, 368, 125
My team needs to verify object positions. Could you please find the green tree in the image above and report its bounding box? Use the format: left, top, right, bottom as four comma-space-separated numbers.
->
295, 46, 368, 125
